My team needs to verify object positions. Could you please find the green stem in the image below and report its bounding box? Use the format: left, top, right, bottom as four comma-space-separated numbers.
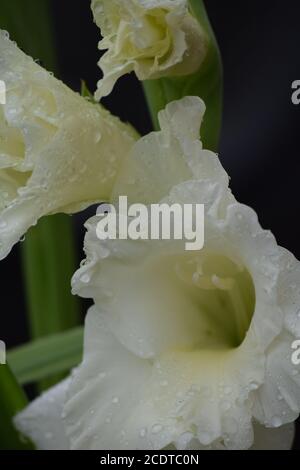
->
21, 215, 80, 390
8, 327, 83, 386
0, 0, 57, 72
0, 365, 33, 449
142, 0, 223, 151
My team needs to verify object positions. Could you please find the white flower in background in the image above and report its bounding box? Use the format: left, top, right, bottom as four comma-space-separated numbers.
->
0, 31, 137, 259
92, 0, 208, 99
15, 98, 300, 450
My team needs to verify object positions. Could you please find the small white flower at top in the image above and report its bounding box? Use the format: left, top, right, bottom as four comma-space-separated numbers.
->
92, 0, 208, 99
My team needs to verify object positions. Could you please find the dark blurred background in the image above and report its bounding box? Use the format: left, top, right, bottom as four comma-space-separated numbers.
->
1, 0, 300, 449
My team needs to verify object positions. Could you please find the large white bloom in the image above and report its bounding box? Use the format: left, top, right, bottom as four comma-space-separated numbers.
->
15, 98, 300, 449
0, 31, 137, 259
92, 0, 208, 99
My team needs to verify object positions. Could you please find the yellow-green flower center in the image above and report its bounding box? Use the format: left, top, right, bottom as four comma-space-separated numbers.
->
149, 251, 255, 351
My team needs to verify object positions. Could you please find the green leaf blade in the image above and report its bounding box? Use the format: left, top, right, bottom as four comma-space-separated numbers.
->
0, 365, 34, 449
8, 327, 84, 386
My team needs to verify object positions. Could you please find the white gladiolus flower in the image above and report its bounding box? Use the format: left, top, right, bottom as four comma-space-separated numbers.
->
15, 98, 300, 450
0, 31, 137, 259
92, 0, 208, 99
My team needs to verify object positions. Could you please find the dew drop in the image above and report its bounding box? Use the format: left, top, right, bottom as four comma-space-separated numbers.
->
198, 431, 212, 446
271, 416, 282, 427
176, 432, 193, 449
2, 30, 10, 40
80, 273, 90, 284
221, 400, 231, 412
99, 246, 110, 259
151, 424, 163, 434
94, 132, 102, 144
249, 382, 258, 391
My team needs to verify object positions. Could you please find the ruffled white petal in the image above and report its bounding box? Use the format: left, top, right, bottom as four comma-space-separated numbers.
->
14, 379, 71, 450
63, 306, 296, 450
68, 97, 300, 450
0, 31, 137, 259
64, 307, 258, 450
91, 0, 208, 99
65, 307, 160, 450
113, 96, 231, 206
16, 97, 298, 451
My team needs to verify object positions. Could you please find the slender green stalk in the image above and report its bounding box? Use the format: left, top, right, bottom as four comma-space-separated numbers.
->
0, 0, 57, 72
0, 365, 34, 449
142, 0, 223, 151
21, 215, 80, 343
8, 327, 83, 386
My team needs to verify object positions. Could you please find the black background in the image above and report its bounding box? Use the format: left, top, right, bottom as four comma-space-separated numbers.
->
1, 0, 300, 450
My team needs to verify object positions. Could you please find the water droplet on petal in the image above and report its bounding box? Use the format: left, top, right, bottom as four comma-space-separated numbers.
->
152, 424, 163, 434
80, 273, 90, 283
221, 400, 231, 412
95, 132, 102, 143
271, 416, 282, 427
198, 431, 212, 446
2, 30, 10, 40
99, 246, 110, 259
